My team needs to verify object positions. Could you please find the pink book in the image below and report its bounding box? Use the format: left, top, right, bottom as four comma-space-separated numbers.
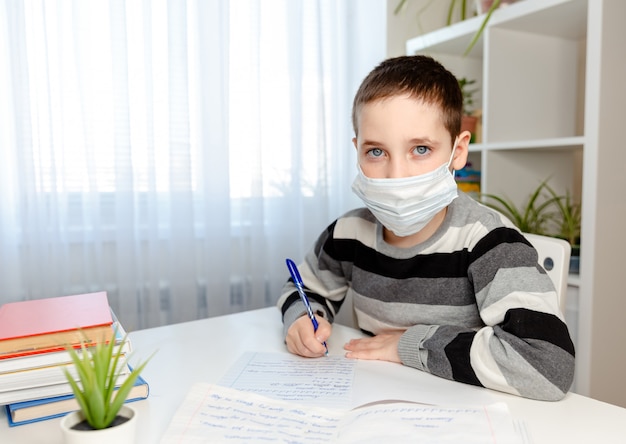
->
0, 292, 113, 359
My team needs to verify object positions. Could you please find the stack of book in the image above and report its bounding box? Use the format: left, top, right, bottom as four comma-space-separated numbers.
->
0, 292, 149, 426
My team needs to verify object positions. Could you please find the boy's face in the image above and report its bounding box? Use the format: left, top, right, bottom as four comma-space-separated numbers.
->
352, 94, 468, 179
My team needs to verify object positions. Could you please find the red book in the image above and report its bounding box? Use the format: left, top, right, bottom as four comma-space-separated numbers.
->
0, 292, 113, 359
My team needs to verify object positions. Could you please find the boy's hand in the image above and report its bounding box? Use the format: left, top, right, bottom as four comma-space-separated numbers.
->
343, 332, 403, 363
285, 315, 332, 358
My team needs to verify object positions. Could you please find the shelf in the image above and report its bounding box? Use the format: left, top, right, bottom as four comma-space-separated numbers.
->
405, 0, 626, 407
407, 1, 587, 143
406, 0, 587, 57
468, 136, 584, 153
493, 0, 587, 39
405, 14, 486, 58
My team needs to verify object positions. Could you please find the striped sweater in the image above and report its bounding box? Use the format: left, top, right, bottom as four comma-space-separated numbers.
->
277, 192, 575, 401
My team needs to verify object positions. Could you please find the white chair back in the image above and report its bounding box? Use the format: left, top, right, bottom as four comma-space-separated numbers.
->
523, 233, 571, 314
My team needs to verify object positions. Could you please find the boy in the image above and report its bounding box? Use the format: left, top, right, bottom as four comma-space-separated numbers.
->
277, 55, 575, 401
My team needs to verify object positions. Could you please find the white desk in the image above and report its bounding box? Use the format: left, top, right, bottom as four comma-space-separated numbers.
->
2, 307, 625, 443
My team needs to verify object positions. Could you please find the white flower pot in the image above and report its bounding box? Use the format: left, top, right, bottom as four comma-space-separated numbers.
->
60, 404, 137, 444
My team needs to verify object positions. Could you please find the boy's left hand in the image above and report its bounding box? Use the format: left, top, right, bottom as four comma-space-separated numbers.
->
343, 332, 402, 363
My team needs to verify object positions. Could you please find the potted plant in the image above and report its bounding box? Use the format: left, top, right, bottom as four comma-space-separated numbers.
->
394, 0, 516, 55
479, 179, 559, 235
59, 331, 153, 444
480, 179, 582, 274
544, 184, 582, 273
458, 77, 479, 141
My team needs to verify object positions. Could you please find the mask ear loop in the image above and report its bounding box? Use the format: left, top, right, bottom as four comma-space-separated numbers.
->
448, 137, 459, 176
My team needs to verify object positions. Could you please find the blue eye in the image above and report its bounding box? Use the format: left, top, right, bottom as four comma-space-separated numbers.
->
367, 148, 384, 158
413, 146, 429, 155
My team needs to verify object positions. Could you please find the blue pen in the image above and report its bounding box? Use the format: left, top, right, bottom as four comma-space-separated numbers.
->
285, 258, 329, 356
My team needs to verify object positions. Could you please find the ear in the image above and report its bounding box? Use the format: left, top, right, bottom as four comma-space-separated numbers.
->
451, 130, 471, 171
352, 137, 358, 150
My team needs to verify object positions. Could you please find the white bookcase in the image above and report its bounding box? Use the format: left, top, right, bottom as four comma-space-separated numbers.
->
405, 0, 626, 407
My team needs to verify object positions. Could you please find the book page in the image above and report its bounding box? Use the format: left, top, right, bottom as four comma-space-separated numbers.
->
218, 351, 356, 409
160, 383, 344, 443
160, 383, 523, 444
337, 401, 523, 443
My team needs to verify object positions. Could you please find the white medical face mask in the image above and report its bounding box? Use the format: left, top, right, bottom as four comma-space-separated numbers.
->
351, 140, 459, 237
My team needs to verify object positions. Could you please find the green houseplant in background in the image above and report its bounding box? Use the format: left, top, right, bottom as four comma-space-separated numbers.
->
544, 186, 581, 248
458, 76, 479, 142
480, 179, 582, 273
59, 331, 153, 443
458, 77, 478, 116
394, 0, 507, 55
480, 179, 559, 235
544, 184, 582, 273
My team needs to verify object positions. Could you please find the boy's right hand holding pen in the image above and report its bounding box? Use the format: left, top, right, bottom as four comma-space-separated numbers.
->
285, 314, 332, 358
285, 258, 331, 357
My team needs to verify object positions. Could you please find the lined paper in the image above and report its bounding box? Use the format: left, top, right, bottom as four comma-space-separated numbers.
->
160, 383, 524, 444
218, 351, 356, 409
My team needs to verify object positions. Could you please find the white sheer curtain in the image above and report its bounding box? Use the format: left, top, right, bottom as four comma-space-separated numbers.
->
0, 0, 385, 330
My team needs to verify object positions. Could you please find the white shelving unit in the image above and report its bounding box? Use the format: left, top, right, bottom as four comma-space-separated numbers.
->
406, 0, 626, 407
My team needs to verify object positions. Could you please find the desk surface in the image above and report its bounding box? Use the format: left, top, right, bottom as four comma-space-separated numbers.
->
2, 307, 625, 443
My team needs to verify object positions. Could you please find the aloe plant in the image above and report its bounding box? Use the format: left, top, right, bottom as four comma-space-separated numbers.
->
63, 331, 153, 430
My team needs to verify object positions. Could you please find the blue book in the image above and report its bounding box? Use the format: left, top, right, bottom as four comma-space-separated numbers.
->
5, 374, 149, 427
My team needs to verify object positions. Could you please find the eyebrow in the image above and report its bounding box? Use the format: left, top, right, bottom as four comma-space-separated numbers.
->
407, 137, 438, 146
360, 136, 442, 148
360, 137, 439, 148
360, 139, 385, 148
